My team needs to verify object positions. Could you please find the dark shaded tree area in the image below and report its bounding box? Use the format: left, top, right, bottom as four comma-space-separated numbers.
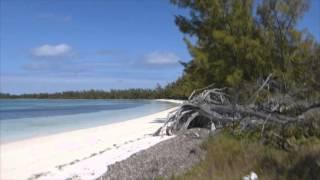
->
0, 87, 174, 99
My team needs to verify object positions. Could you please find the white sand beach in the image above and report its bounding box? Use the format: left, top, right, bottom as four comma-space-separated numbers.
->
0, 100, 182, 180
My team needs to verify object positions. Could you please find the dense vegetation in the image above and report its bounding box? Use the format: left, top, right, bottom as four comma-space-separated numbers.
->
0, 83, 185, 99
0, 87, 171, 99
171, 131, 320, 180
168, 0, 319, 98
164, 0, 320, 179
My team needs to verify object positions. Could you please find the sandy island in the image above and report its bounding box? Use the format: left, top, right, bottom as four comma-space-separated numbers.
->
0, 99, 182, 180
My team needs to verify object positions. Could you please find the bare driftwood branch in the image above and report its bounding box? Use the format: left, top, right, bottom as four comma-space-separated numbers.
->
188, 83, 216, 101
155, 82, 318, 136
247, 73, 272, 105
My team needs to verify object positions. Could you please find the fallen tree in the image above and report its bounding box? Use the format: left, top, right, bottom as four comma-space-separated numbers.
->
155, 76, 320, 149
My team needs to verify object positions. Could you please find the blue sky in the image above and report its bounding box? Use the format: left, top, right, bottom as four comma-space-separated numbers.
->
1, 0, 319, 94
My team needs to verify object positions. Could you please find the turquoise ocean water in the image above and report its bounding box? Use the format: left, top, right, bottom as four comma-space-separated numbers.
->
0, 99, 175, 143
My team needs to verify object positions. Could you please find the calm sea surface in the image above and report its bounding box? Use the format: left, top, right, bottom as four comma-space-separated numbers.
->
0, 99, 176, 143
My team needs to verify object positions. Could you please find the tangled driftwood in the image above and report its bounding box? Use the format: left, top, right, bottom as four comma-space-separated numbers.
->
155, 75, 319, 137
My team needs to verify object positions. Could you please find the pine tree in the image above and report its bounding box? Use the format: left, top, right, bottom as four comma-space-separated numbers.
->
170, 0, 317, 97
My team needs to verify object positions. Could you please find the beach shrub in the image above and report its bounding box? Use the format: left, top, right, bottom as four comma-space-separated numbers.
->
170, 131, 320, 180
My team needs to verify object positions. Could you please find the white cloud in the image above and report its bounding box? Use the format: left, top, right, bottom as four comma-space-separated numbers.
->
31, 44, 73, 58
144, 52, 180, 65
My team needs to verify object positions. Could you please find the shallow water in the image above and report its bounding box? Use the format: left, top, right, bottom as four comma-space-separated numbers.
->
0, 99, 175, 143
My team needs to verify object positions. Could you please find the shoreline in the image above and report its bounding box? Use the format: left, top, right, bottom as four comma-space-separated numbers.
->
0, 99, 182, 180
0, 99, 182, 145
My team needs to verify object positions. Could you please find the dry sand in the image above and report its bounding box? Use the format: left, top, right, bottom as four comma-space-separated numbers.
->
0, 100, 182, 180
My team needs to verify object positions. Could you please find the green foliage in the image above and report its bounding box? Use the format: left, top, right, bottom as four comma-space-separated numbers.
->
0, 87, 179, 99
165, 112, 320, 179
171, 0, 270, 89
226, 112, 320, 151
256, 0, 317, 92
169, 0, 319, 98
226, 68, 243, 87
171, 131, 320, 180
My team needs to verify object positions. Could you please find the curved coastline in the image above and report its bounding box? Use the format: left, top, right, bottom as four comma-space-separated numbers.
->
0, 99, 183, 180
0, 99, 180, 143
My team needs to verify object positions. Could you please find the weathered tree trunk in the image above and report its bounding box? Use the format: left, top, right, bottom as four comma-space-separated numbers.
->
155, 78, 319, 136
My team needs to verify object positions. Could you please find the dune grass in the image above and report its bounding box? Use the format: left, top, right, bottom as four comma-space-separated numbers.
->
171, 131, 320, 180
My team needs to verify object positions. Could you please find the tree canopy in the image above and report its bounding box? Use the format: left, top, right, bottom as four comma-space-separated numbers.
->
169, 0, 319, 97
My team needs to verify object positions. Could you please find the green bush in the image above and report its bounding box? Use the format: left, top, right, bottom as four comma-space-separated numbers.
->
171, 131, 320, 180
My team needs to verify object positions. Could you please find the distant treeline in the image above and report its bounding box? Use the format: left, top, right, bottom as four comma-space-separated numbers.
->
0, 83, 187, 99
